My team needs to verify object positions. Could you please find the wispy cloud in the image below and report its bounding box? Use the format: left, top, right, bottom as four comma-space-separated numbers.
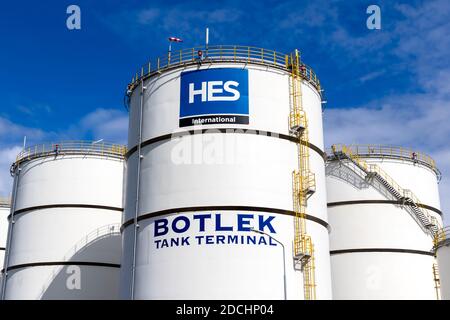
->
358, 70, 386, 83
100, 5, 243, 45
0, 108, 128, 197
75, 108, 128, 144
0, 146, 22, 196
137, 8, 160, 25
324, 94, 450, 223
324, 0, 450, 223
16, 104, 51, 117
0, 117, 48, 144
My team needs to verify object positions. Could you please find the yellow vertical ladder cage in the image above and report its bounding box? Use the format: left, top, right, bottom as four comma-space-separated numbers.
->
289, 49, 317, 300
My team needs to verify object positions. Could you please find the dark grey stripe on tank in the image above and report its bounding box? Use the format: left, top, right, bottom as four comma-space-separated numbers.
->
120, 205, 329, 232
125, 128, 325, 161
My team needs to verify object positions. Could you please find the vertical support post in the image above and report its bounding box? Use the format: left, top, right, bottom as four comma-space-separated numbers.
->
1, 164, 20, 300
130, 80, 145, 300
168, 42, 172, 65
205, 27, 209, 56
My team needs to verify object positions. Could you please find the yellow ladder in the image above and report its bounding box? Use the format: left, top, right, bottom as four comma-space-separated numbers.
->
433, 263, 441, 300
289, 49, 317, 300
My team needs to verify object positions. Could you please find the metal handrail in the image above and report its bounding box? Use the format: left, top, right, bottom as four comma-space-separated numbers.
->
61, 223, 121, 262
12, 141, 127, 169
126, 45, 322, 93
435, 227, 450, 248
331, 144, 442, 236
327, 144, 440, 179
38, 223, 121, 298
0, 197, 11, 207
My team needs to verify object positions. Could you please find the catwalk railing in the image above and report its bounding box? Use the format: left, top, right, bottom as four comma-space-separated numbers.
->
12, 141, 127, 172
126, 45, 322, 93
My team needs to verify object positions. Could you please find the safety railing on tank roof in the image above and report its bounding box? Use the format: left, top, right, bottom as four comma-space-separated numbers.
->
0, 197, 11, 207
126, 45, 322, 92
326, 144, 441, 181
435, 227, 450, 248
12, 141, 127, 169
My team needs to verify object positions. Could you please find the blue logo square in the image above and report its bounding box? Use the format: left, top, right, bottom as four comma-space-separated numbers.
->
179, 68, 249, 127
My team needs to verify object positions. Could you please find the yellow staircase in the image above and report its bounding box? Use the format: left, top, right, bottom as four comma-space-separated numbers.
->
289, 49, 317, 300
331, 144, 441, 237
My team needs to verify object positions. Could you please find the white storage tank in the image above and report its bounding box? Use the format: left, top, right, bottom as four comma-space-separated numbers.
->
435, 227, 450, 300
1, 141, 126, 300
326, 144, 442, 299
120, 45, 332, 299
0, 197, 10, 290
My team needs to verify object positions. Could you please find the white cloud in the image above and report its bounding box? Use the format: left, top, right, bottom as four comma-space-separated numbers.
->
100, 5, 243, 45
137, 8, 160, 25
324, 0, 450, 224
0, 117, 47, 143
16, 104, 51, 117
0, 146, 22, 197
0, 108, 128, 198
76, 108, 128, 144
358, 70, 386, 83
324, 96, 450, 225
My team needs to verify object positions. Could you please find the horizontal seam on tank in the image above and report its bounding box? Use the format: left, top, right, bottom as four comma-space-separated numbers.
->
1, 261, 121, 273
120, 205, 329, 232
8, 204, 124, 219
330, 248, 434, 256
327, 200, 442, 216
125, 129, 326, 161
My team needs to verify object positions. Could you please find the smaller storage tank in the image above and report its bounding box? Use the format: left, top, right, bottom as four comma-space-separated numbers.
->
1, 141, 126, 300
0, 197, 10, 289
435, 227, 450, 300
326, 144, 442, 299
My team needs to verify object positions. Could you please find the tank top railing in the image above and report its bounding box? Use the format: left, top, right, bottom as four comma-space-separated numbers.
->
0, 197, 11, 207
12, 141, 127, 170
127, 45, 322, 93
38, 223, 121, 298
326, 144, 440, 180
435, 227, 450, 248
330, 144, 441, 237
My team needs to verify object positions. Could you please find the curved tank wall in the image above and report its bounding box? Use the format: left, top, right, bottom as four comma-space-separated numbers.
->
326, 145, 442, 299
0, 199, 10, 290
1, 142, 125, 300
436, 227, 450, 300
120, 48, 332, 300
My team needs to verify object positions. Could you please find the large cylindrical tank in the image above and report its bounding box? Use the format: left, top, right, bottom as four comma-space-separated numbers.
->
326, 145, 442, 299
1, 141, 126, 300
0, 198, 10, 289
120, 46, 332, 299
436, 227, 450, 300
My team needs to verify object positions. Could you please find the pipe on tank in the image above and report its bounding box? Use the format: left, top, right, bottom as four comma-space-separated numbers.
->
130, 80, 146, 299
1, 164, 21, 299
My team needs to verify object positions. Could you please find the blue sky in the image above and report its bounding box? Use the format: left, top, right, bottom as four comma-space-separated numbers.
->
0, 0, 449, 221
